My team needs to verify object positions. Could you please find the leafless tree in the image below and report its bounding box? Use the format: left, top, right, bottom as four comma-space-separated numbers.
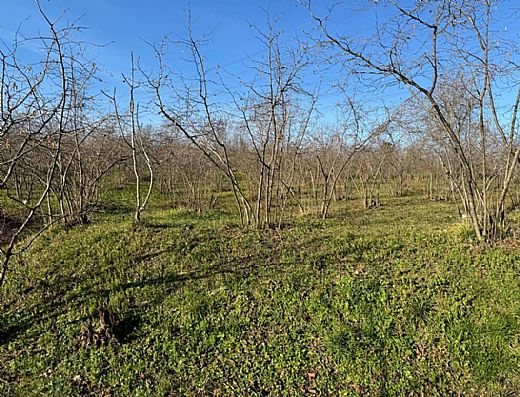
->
0, 3, 79, 288
106, 53, 154, 224
305, 0, 520, 240
148, 13, 318, 228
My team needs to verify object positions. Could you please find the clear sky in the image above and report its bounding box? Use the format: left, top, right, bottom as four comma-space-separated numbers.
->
0, 0, 370, 121
1, 0, 520, 124
0, 1, 316, 91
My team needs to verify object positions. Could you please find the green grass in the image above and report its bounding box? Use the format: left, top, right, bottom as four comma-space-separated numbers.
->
1, 196, 520, 396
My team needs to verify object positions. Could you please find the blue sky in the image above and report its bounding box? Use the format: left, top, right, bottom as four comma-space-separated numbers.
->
0, 1, 315, 87
1, 1, 519, 124
0, 0, 370, 121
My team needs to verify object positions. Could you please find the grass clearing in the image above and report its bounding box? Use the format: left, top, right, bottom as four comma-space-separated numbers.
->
1, 197, 520, 396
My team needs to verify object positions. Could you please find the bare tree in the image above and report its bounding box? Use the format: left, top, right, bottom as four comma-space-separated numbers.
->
148, 13, 317, 228
0, 3, 79, 288
313, 102, 391, 218
224, 17, 317, 226
305, 0, 520, 240
106, 53, 154, 225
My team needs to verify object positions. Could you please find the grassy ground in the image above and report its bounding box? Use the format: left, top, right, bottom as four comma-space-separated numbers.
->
1, 195, 520, 396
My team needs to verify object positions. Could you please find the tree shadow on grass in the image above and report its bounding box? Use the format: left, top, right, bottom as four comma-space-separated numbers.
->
120, 251, 281, 294
1, 244, 284, 347
0, 322, 29, 345
0, 215, 23, 245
